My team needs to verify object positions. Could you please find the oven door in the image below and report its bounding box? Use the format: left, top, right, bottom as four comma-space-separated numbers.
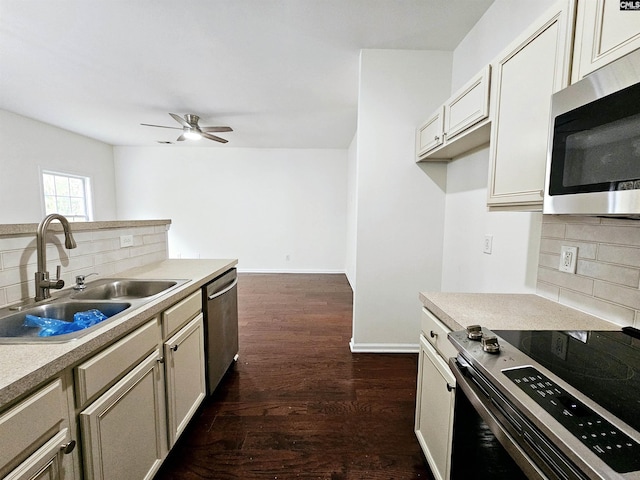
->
450, 356, 589, 480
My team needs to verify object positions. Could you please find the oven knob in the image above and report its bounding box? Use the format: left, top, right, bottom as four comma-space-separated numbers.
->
467, 325, 483, 341
482, 336, 500, 354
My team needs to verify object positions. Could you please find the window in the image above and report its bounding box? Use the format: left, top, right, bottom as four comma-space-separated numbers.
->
42, 171, 93, 222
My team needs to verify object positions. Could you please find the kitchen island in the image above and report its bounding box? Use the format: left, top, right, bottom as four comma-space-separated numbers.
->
0, 258, 237, 480
0, 258, 237, 407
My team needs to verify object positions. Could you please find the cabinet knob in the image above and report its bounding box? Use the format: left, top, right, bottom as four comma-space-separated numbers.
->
60, 440, 76, 455
171, 345, 179, 352
429, 330, 438, 339
157, 357, 165, 364
446, 383, 455, 392
434, 135, 439, 141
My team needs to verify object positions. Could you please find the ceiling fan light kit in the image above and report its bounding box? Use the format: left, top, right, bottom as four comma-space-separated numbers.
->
141, 113, 232, 143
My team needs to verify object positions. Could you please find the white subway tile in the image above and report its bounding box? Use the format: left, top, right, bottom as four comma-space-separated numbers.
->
594, 281, 640, 310
559, 289, 634, 327
576, 259, 640, 288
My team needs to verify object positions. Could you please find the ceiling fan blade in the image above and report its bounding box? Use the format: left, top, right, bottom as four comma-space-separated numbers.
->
141, 123, 181, 130
201, 126, 233, 133
169, 113, 191, 128
201, 132, 228, 143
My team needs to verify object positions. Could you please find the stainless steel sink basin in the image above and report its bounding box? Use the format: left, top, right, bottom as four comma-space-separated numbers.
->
0, 301, 131, 343
72, 279, 182, 300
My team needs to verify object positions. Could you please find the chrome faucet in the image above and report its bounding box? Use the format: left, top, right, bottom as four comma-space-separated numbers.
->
35, 214, 77, 301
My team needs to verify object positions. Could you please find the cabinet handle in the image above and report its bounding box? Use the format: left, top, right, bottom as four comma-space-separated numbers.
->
434, 135, 439, 141
60, 440, 76, 455
446, 383, 455, 392
429, 330, 438, 339
171, 345, 179, 352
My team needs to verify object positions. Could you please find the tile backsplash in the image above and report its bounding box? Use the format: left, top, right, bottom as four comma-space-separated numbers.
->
0, 220, 170, 308
537, 215, 640, 328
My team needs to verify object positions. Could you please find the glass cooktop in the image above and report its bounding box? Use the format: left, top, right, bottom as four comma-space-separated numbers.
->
493, 328, 640, 434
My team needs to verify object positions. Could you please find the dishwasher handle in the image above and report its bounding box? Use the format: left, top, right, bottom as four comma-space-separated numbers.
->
207, 278, 238, 300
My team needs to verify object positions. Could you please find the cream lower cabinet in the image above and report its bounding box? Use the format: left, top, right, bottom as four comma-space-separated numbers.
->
164, 313, 206, 448
0, 379, 77, 480
76, 319, 166, 480
572, 0, 640, 83
79, 351, 166, 480
487, 0, 574, 209
415, 308, 457, 480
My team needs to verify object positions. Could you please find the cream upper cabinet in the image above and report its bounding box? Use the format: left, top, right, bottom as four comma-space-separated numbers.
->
572, 0, 640, 83
417, 66, 491, 162
416, 107, 445, 159
415, 309, 455, 480
487, 0, 575, 209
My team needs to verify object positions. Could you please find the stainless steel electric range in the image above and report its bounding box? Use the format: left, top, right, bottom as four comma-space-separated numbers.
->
449, 326, 640, 480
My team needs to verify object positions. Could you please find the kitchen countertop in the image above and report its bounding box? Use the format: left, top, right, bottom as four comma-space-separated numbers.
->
419, 292, 620, 332
0, 258, 237, 407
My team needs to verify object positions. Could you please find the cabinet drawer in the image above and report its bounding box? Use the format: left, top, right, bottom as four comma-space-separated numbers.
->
75, 319, 160, 407
0, 380, 66, 475
163, 290, 202, 339
421, 307, 457, 360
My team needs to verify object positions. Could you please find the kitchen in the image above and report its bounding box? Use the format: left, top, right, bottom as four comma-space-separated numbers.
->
2, 0, 640, 479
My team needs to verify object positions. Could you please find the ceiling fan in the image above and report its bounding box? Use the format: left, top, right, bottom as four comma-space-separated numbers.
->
141, 113, 232, 143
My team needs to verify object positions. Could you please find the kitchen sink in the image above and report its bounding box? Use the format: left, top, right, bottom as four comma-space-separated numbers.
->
72, 279, 184, 300
0, 301, 131, 343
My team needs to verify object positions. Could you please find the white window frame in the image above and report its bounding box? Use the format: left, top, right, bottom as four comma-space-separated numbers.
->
41, 169, 94, 222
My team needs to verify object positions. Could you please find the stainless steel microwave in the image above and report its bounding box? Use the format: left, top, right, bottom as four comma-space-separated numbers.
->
543, 48, 640, 217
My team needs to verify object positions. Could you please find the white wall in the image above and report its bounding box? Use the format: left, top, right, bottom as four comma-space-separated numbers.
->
345, 133, 357, 289
114, 147, 347, 272
440, 0, 555, 293
350, 49, 450, 352
0, 109, 117, 223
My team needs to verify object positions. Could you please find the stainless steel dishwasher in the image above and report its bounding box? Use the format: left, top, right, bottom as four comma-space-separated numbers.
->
202, 268, 238, 395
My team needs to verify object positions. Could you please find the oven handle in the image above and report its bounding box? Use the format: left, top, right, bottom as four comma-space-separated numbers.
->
450, 357, 548, 480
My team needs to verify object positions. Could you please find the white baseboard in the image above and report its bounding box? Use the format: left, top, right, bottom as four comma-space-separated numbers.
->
349, 338, 419, 354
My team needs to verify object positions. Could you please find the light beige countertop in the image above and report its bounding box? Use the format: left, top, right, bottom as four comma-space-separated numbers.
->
419, 292, 620, 332
0, 258, 237, 407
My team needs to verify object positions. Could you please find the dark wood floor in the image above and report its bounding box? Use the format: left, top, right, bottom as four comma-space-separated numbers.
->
154, 273, 434, 480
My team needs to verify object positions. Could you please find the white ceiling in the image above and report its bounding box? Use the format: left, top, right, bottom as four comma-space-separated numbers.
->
0, 0, 494, 149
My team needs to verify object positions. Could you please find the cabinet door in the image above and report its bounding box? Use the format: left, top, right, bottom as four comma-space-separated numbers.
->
4, 429, 74, 480
164, 313, 206, 448
415, 335, 455, 480
416, 106, 445, 159
487, 0, 574, 209
80, 351, 167, 480
572, 0, 640, 82
444, 65, 491, 141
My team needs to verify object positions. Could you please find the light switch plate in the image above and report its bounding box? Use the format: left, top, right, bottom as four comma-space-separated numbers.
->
483, 235, 493, 254
559, 245, 578, 273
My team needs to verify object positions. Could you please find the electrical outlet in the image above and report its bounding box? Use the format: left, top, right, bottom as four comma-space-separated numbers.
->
559, 245, 578, 273
120, 235, 134, 248
483, 235, 493, 254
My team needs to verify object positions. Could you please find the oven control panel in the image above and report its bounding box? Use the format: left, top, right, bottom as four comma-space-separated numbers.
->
504, 366, 640, 473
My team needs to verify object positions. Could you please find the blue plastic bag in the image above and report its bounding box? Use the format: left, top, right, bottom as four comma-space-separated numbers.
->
24, 309, 108, 337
